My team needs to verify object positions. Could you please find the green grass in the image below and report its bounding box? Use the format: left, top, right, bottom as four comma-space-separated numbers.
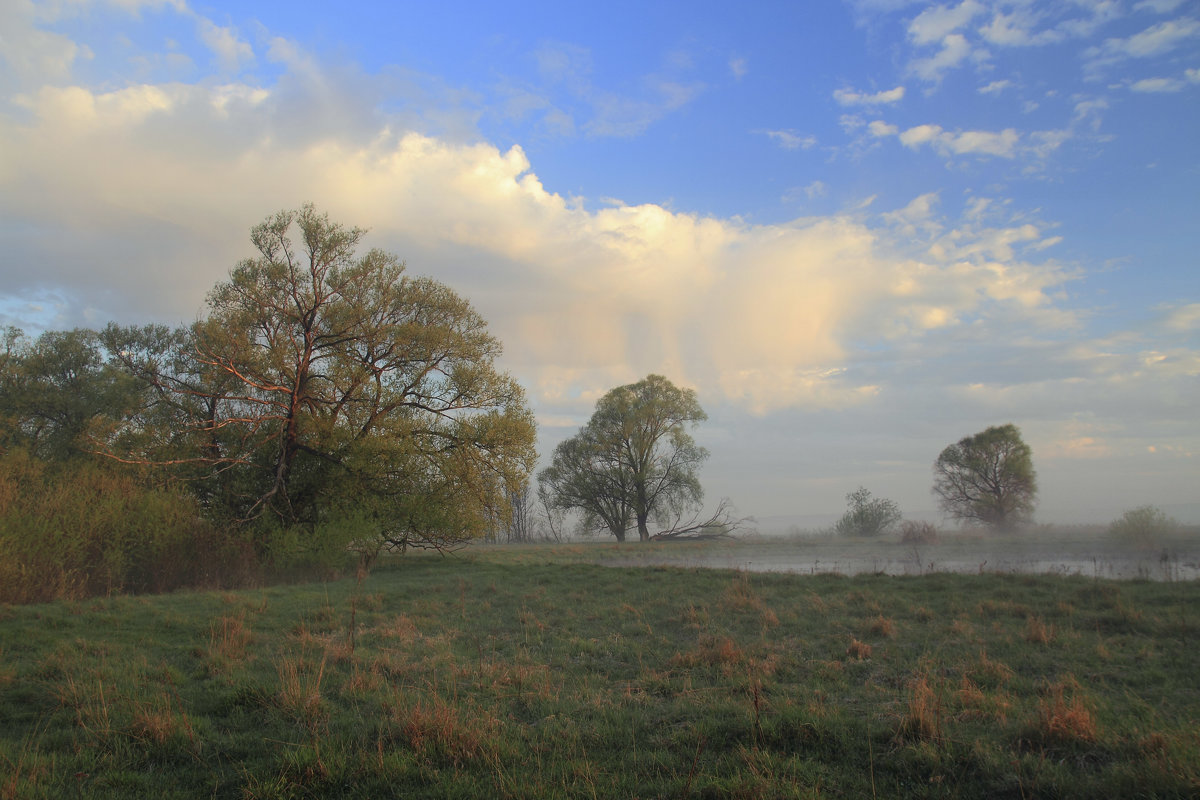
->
1, 544, 1198, 798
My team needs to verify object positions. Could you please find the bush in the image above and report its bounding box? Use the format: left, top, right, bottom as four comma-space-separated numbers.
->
0, 449, 254, 603
899, 520, 939, 544
834, 487, 901, 537
1109, 505, 1178, 544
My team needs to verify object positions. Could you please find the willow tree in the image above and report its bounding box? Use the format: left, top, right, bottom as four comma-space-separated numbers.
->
932, 423, 1037, 531
539, 374, 708, 542
104, 205, 537, 553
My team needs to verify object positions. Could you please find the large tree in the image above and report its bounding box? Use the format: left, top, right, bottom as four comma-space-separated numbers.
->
0, 327, 140, 462
103, 204, 537, 553
932, 423, 1037, 531
539, 374, 709, 542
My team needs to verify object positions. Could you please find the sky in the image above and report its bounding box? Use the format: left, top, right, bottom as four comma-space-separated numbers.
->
1, 0, 1197, 528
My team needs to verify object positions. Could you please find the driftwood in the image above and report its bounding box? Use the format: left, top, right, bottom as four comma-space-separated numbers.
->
648, 499, 751, 541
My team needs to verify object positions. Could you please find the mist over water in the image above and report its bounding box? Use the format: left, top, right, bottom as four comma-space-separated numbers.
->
602, 530, 1200, 582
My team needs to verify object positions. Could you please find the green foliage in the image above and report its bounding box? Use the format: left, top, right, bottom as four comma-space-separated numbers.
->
834, 486, 901, 537
539, 374, 708, 541
102, 204, 537, 556
0, 449, 249, 603
0, 327, 141, 461
1109, 505, 1178, 543
933, 423, 1037, 531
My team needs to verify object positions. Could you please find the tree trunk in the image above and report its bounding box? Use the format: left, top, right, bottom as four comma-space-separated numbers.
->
637, 513, 650, 541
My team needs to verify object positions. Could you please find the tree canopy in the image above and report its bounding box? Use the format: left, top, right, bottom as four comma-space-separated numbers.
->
932, 423, 1037, 531
101, 204, 537, 554
538, 374, 709, 542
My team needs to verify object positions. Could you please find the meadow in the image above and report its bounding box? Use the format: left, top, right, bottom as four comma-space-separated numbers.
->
2, 540, 1198, 798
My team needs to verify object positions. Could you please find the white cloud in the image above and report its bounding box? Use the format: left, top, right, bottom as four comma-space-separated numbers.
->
980, 9, 1064, 47
1130, 76, 1185, 91
729, 56, 748, 79
1085, 17, 1200, 75
1, 74, 1094, 416
907, 0, 985, 45
979, 79, 1013, 94
892, 123, 1020, 158
763, 129, 817, 150
909, 33, 975, 82
1110, 17, 1200, 57
833, 85, 905, 105
196, 18, 254, 73
1163, 303, 1200, 331
867, 119, 898, 137
1135, 0, 1187, 12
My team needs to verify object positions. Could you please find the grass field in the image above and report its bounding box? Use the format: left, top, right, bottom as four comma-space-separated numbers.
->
2, 542, 1198, 798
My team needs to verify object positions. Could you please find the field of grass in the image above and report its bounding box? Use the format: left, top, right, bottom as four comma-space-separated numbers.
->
2, 543, 1197, 798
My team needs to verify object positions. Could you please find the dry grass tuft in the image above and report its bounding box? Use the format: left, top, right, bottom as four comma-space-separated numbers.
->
868, 614, 895, 638
722, 573, 779, 627
846, 638, 873, 660
1024, 616, 1055, 645
967, 649, 1014, 688
1031, 678, 1098, 744
896, 674, 942, 743
128, 691, 196, 747
209, 613, 252, 662
385, 690, 501, 766
275, 649, 328, 732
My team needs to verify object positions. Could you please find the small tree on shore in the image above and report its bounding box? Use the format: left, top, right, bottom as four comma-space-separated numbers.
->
834, 487, 901, 537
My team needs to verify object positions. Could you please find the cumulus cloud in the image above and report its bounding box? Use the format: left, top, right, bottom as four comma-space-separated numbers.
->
1, 66, 1089, 416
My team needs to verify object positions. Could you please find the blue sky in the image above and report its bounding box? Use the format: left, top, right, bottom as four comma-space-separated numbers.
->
1, 0, 1197, 526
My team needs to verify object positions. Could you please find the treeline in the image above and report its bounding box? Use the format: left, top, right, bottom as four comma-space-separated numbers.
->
0, 206, 537, 603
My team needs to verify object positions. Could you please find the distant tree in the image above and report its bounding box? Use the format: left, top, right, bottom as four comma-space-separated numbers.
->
539, 374, 708, 542
932, 423, 1037, 531
102, 204, 538, 555
834, 487, 901, 537
0, 327, 139, 461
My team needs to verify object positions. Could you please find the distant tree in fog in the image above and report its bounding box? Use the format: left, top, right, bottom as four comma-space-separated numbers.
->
932, 424, 1037, 531
538, 374, 708, 542
834, 487, 901, 537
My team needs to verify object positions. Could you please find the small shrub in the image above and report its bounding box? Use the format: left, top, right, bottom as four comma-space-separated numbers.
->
899, 520, 939, 544
834, 487, 901, 537
1109, 505, 1178, 544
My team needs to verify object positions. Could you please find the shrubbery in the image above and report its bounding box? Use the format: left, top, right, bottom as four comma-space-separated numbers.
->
899, 520, 939, 544
0, 450, 254, 603
1108, 505, 1178, 545
834, 487, 902, 537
